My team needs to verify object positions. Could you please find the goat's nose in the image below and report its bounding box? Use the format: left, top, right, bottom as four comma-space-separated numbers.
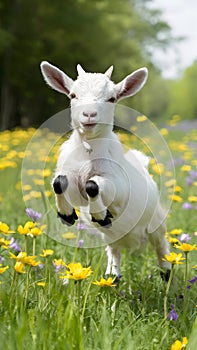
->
83, 111, 97, 118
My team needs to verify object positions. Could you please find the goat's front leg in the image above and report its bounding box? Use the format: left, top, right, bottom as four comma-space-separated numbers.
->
53, 174, 78, 226
105, 246, 121, 278
85, 175, 115, 227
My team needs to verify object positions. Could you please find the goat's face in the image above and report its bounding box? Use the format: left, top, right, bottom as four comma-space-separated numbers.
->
70, 72, 116, 138
40, 62, 148, 138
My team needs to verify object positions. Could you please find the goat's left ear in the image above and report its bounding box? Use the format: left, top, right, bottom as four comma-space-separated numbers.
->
115, 67, 148, 101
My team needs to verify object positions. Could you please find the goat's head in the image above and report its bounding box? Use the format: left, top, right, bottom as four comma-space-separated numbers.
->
40, 61, 148, 138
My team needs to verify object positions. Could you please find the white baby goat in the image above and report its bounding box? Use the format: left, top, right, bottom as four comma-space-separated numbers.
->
40, 61, 171, 280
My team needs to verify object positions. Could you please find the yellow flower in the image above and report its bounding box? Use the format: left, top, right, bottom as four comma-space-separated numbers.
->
53, 259, 67, 267
0, 221, 15, 234
174, 186, 182, 193
0, 265, 9, 274
165, 179, 176, 187
171, 337, 188, 350
175, 243, 197, 252
29, 227, 42, 237
169, 194, 183, 202
92, 277, 116, 287
60, 262, 92, 281
0, 237, 11, 249
18, 221, 35, 235
136, 115, 147, 122
40, 249, 54, 257
160, 128, 168, 136
168, 237, 180, 246
37, 282, 46, 287
14, 262, 26, 274
162, 252, 185, 264
188, 195, 197, 203
62, 232, 77, 239
180, 165, 191, 172
170, 229, 183, 235
10, 251, 41, 266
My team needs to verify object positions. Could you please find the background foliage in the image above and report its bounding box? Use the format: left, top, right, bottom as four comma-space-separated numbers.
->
0, 0, 174, 130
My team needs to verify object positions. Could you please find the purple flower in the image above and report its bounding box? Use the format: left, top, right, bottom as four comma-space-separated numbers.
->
187, 275, 197, 290
0, 256, 5, 264
9, 237, 21, 252
182, 202, 192, 210
179, 233, 191, 242
186, 177, 194, 186
78, 239, 84, 248
168, 304, 178, 321
77, 221, 86, 230
26, 208, 42, 222
189, 170, 197, 178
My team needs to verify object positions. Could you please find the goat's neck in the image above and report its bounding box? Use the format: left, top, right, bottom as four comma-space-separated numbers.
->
72, 125, 117, 154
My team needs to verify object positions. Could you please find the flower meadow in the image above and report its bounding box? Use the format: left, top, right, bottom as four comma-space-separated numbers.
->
1, 116, 197, 349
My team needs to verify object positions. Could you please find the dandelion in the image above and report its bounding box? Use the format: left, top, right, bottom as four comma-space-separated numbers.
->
175, 243, 197, 252
170, 229, 183, 235
14, 261, 26, 274
92, 276, 116, 287
60, 262, 92, 281
18, 221, 35, 235
163, 252, 185, 265
188, 196, 197, 203
0, 221, 15, 234
26, 208, 42, 222
62, 232, 76, 239
171, 337, 188, 350
168, 237, 180, 246
36, 281, 46, 287
136, 115, 147, 122
0, 237, 11, 249
40, 249, 54, 257
169, 194, 183, 202
0, 265, 9, 274
10, 251, 41, 267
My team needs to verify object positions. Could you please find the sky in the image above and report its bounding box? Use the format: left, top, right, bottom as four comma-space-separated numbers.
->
151, 0, 197, 79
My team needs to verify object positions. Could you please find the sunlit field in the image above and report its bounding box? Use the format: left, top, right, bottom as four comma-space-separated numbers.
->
1, 115, 197, 350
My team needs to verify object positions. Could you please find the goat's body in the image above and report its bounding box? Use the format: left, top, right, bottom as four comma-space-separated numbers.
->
40, 61, 171, 278
54, 129, 170, 276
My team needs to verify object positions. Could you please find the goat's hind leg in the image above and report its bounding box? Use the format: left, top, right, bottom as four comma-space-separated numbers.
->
148, 223, 171, 281
85, 176, 115, 227
53, 174, 78, 226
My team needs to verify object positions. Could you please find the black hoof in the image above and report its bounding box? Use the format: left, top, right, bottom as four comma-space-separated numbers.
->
160, 269, 171, 282
86, 180, 99, 197
53, 175, 68, 194
92, 209, 113, 227
57, 209, 78, 226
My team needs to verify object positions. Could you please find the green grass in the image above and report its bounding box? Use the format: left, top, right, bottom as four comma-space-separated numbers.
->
0, 122, 197, 349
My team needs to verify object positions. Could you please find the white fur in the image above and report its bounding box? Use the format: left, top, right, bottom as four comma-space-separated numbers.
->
40, 62, 171, 276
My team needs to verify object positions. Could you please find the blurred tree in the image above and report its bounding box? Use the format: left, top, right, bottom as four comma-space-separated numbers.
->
168, 60, 197, 119
0, 0, 172, 129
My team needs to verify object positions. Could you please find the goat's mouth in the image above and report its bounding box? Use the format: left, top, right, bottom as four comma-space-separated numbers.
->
81, 122, 97, 129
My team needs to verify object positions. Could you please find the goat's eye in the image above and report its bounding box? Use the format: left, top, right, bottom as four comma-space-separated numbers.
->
107, 97, 116, 103
70, 93, 77, 99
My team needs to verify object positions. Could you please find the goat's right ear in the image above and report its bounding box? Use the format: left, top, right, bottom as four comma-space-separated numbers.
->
40, 61, 74, 96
